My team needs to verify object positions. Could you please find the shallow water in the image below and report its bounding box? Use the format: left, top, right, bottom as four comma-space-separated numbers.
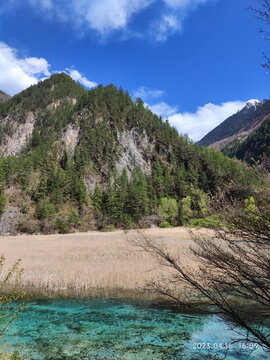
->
1, 299, 269, 360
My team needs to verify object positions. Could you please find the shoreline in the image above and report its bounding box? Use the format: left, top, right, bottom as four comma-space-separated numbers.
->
19, 287, 209, 314
1, 225, 215, 239
20, 286, 165, 302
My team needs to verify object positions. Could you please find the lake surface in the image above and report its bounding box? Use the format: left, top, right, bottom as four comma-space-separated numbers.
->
1, 299, 269, 360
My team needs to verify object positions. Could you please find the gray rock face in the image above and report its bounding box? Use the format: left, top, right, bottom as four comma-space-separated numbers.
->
62, 124, 80, 152
84, 176, 97, 195
0, 206, 21, 235
138, 215, 161, 228
1, 112, 35, 157
47, 97, 77, 110
0, 98, 78, 157
116, 129, 152, 177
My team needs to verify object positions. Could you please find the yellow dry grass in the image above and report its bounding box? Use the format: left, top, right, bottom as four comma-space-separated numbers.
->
0, 227, 214, 298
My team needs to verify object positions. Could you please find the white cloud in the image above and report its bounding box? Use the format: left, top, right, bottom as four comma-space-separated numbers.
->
71, 0, 154, 36
5, 0, 217, 41
149, 101, 178, 117
0, 42, 51, 95
66, 68, 97, 88
19, 57, 51, 76
154, 0, 216, 41
163, 0, 211, 10
28, 0, 52, 10
153, 13, 180, 41
167, 101, 246, 141
0, 42, 97, 95
133, 86, 164, 101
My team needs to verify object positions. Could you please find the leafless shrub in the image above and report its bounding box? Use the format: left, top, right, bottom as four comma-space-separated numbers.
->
250, 0, 270, 70
132, 176, 270, 352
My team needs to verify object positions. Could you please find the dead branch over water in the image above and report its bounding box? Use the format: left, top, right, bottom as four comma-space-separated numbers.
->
131, 179, 270, 352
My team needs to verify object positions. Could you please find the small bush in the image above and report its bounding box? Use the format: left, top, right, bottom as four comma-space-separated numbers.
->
0, 191, 6, 216
159, 220, 171, 228
158, 198, 178, 226
18, 218, 40, 234
101, 224, 115, 232
180, 196, 193, 224
35, 199, 55, 220
56, 220, 69, 234
68, 211, 79, 225
0, 256, 28, 359
40, 220, 58, 234
121, 218, 136, 230
20, 204, 29, 214
189, 214, 224, 229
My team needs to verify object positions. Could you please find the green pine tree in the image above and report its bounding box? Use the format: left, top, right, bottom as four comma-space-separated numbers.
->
92, 183, 102, 212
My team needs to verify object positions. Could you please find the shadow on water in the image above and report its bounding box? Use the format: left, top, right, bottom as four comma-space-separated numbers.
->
1, 299, 269, 360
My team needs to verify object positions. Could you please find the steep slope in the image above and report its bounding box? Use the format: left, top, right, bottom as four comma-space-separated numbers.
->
0, 74, 255, 234
0, 90, 11, 103
222, 115, 270, 167
198, 99, 270, 149
0, 73, 84, 155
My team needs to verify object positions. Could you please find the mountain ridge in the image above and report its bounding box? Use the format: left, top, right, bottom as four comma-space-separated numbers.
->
198, 98, 270, 150
0, 73, 254, 234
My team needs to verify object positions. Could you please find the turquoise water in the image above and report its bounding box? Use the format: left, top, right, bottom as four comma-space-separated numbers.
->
1, 299, 269, 360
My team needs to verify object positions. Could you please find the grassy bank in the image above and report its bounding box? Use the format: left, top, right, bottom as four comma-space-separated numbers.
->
0, 227, 214, 299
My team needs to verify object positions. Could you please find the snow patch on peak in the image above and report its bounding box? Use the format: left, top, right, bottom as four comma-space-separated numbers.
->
238, 99, 260, 112
244, 99, 260, 108
247, 98, 260, 104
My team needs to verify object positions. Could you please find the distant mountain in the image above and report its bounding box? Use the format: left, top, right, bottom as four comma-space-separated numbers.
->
197, 98, 270, 168
222, 114, 270, 168
0, 90, 11, 103
0, 74, 253, 234
198, 99, 270, 150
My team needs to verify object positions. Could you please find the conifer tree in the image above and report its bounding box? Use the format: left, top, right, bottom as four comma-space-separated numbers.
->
175, 164, 189, 199
49, 167, 66, 205
73, 177, 87, 208
0, 185, 6, 216
114, 168, 129, 219
92, 183, 102, 212
128, 167, 149, 217
152, 155, 164, 198
35, 169, 48, 201
106, 183, 121, 221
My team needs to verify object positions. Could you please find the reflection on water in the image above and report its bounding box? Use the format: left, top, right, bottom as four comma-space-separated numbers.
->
1, 299, 269, 360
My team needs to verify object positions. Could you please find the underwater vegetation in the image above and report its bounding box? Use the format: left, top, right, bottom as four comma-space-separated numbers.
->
1, 299, 269, 360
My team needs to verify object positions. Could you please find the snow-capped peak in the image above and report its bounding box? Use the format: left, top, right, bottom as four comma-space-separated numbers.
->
239, 99, 261, 112
245, 99, 260, 108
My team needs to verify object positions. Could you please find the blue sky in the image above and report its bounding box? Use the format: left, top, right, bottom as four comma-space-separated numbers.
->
0, 0, 269, 140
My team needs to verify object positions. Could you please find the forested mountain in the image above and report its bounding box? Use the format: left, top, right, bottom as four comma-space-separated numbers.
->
0, 74, 255, 234
222, 115, 270, 167
197, 96, 270, 168
198, 99, 270, 149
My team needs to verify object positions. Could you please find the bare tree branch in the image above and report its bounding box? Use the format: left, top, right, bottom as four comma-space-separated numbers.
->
130, 179, 270, 352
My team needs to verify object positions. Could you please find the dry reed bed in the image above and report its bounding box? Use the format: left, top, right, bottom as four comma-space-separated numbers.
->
0, 227, 214, 298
